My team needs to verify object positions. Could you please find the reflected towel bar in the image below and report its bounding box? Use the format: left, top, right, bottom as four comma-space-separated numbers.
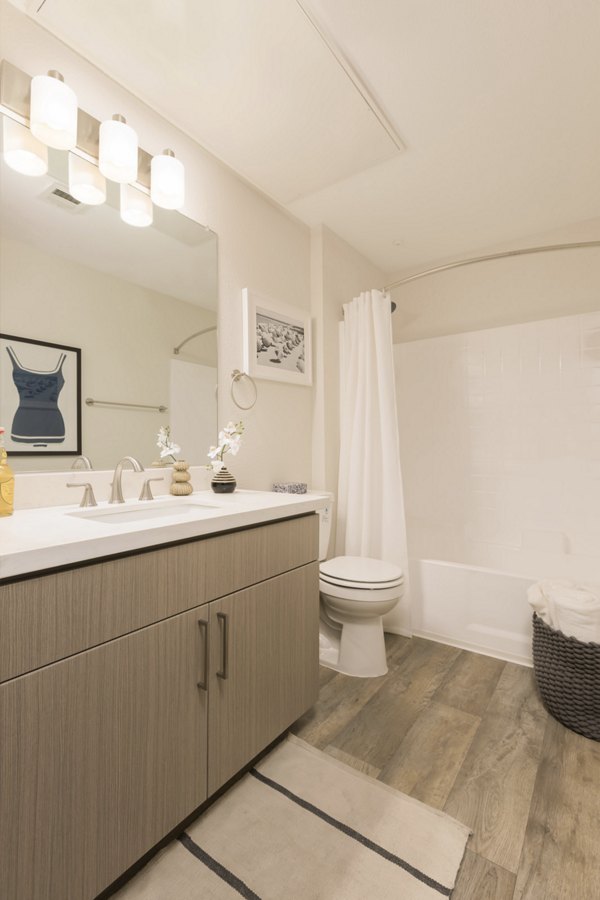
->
86, 398, 167, 413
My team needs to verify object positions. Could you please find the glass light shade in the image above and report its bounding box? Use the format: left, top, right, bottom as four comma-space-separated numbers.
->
30, 71, 78, 150
120, 183, 153, 228
68, 154, 106, 205
2, 116, 48, 176
99, 115, 138, 183
151, 149, 185, 210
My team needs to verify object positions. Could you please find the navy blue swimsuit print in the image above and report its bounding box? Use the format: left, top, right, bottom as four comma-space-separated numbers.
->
6, 346, 67, 444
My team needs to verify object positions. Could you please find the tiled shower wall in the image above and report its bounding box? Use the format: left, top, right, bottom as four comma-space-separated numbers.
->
395, 310, 600, 586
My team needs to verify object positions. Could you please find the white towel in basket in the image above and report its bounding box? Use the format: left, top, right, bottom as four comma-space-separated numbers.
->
528, 578, 600, 643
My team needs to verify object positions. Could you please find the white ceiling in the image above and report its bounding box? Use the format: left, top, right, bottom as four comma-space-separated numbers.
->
7, 0, 600, 274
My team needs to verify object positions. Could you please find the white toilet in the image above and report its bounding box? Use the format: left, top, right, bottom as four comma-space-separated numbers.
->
317, 503, 404, 678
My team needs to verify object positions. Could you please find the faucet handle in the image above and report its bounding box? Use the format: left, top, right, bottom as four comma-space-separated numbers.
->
138, 477, 164, 501
67, 482, 98, 508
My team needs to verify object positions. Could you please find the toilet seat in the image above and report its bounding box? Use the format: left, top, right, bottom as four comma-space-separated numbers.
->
319, 577, 402, 604
320, 572, 404, 591
319, 555, 403, 592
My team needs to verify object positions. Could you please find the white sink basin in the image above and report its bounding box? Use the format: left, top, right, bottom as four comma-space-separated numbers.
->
69, 499, 221, 525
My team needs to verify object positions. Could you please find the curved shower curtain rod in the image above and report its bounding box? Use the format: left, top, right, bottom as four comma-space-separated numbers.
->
173, 325, 217, 356
383, 240, 600, 293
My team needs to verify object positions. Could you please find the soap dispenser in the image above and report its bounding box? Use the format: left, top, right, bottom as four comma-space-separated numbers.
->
0, 427, 14, 517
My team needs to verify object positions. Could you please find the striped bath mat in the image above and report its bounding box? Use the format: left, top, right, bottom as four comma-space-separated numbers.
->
116, 735, 469, 899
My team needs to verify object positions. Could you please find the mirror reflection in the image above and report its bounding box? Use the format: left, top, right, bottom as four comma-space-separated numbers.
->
0, 135, 218, 473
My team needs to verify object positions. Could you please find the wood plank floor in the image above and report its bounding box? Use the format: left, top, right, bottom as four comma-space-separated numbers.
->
291, 635, 600, 900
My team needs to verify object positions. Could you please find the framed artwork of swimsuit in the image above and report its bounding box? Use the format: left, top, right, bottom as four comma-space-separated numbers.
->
0, 334, 81, 457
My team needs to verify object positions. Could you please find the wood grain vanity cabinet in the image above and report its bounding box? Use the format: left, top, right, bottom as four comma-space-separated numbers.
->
0, 514, 319, 900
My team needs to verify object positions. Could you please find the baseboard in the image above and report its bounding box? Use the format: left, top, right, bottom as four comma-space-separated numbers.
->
383, 626, 413, 638
410, 628, 533, 668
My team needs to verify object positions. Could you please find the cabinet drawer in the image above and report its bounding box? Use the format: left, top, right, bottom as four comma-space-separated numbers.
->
0, 513, 318, 682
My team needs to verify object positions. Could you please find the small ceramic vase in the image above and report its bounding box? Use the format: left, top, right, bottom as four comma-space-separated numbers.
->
170, 459, 193, 496
211, 465, 236, 494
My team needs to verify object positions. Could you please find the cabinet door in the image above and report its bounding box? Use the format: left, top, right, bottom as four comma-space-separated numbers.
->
208, 562, 319, 795
0, 606, 209, 900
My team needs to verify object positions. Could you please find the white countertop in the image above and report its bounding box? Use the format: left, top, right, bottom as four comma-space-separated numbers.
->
0, 490, 330, 581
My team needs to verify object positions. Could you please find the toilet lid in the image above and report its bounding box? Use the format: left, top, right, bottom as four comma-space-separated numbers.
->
320, 555, 404, 587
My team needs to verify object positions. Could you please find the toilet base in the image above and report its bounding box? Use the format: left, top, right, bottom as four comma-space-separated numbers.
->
319, 615, 389, 678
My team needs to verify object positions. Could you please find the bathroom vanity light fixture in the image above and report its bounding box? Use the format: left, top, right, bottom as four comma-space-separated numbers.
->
151, 148, 185, 210
99, 114, 138, 184
1, 60, 189, 227
68, 154, 106, 205
2, 116, 48, 176
120, 183, 153, 227
30, 70, 78, 150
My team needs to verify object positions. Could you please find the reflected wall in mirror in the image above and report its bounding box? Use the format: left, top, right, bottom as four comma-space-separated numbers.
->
0, 125, 218, 473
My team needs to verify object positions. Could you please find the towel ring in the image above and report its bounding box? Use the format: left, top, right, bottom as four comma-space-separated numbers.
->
231, 369, 257, 410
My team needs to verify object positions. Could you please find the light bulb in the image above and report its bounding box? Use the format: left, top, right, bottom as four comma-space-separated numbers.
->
151, 149, 185, 210
30, 70, 78, 150
99, 114, 138, 184
120, 183, 153, 227
2, 116, 48, 176
68, 154, 106, 205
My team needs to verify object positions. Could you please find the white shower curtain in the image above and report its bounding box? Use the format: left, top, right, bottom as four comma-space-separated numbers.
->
335, 290, 411, 634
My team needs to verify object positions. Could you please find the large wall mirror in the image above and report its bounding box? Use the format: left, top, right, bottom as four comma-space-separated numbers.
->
0, 134, 218, 473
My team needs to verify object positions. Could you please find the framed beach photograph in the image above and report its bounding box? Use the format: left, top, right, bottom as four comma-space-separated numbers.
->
0, 333, 81, 456
242, 288, 312, 386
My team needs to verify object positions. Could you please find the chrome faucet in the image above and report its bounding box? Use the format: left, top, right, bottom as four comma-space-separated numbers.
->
109, 456, 144, 504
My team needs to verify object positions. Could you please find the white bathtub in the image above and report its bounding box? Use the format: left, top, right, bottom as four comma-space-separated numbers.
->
408, 558, 535, 666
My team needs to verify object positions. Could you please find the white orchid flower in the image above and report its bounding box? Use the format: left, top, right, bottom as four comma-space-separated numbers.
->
156, 425, 180, 461
205, 421, 244, 471
160, 442, 180, 459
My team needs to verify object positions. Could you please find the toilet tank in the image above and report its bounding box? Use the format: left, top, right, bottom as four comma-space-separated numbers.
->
317, 497, 334, 561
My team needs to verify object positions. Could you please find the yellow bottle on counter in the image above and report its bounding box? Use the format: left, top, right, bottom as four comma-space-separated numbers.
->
0, 430, 15, 516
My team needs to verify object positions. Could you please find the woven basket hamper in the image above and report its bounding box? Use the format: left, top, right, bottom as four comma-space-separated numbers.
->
532, 613, 600, 742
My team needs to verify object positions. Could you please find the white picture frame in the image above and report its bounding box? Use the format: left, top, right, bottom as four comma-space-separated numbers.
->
242, 288, 312, 386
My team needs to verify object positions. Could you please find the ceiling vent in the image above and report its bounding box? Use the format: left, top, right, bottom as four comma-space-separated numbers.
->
38, 183, 89, 214
51, 187, 80, 205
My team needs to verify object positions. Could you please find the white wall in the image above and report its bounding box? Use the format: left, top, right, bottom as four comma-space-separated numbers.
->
0, 1, 312, 489
396, 310, 600, 650
169, 360, 217, 476
0, 236, 216, 471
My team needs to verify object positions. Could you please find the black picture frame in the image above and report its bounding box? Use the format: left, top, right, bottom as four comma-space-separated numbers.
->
0, 333, 82, 457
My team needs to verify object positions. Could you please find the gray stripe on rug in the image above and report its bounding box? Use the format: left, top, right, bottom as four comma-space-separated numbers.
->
249, 767, 452, 898
177, 832, 262, 900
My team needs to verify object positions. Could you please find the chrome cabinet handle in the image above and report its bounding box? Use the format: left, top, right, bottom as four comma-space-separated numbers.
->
197, 618, 209, 690
216, 612, 229, 680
